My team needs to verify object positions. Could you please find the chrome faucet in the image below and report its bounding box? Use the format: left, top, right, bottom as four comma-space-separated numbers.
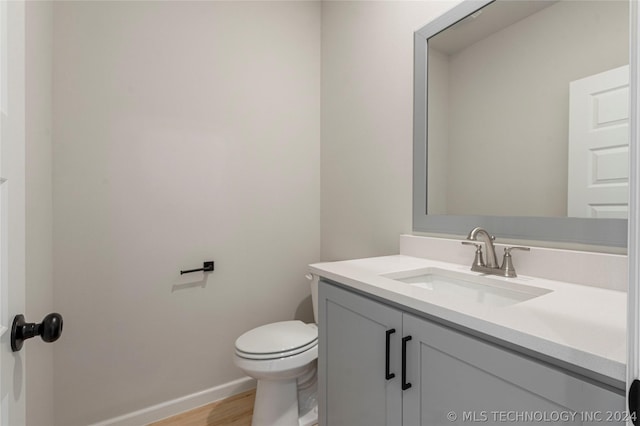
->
462, 227, 530, 277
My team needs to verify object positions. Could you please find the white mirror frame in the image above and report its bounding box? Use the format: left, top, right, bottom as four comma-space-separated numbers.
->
413, 0, 629, 248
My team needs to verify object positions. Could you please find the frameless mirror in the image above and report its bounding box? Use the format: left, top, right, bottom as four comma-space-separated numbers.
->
413, 0, 630, 247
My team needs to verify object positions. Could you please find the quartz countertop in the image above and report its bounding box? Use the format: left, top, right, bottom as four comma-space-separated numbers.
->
310, 254, 626, 387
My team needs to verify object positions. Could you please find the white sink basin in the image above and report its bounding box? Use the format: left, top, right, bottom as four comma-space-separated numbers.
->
382, 267, 552, 307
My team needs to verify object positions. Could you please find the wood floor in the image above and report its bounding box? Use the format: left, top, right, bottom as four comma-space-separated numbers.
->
149, 388, 319, 426
149, 389, 256, 426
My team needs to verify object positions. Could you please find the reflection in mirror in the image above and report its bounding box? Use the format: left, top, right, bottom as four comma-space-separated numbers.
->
427, 0, 629, 218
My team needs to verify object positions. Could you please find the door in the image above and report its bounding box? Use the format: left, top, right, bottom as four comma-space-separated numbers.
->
0, 1, 26, 425
628, 2, 640, 426
318, 281, 402, 426
567, 65, 630, 219
402, 314, 625, 426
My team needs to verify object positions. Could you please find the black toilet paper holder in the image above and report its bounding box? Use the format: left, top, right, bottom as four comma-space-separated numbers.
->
180, 261, 215, 275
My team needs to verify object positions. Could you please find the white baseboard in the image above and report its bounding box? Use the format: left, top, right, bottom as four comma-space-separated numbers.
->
89, 377, 257, 426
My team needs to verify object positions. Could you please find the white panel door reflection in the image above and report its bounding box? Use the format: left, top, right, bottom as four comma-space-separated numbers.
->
568, 65, 629, 219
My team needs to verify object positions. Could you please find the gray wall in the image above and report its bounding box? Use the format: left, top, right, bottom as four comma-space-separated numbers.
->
320, 1, 455, 261
52, 2, 320, 424
30, 1, 465, 423
25, 2, 54, 425
427, 48, 450, 215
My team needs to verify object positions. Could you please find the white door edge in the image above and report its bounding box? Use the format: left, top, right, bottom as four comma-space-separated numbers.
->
0, 173, 4, 338
627, 0, 640, 424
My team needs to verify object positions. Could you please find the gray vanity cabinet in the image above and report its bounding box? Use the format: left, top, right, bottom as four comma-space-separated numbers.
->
318, 280, 403, 426
319, 280, 626, 426
402, 314, 625, 425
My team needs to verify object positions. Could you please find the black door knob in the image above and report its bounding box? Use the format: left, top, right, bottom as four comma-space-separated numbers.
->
11, 313, 63, 352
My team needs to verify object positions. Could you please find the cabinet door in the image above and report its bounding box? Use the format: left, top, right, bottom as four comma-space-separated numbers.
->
402, 313, 625, 426
318, 281, 403, 426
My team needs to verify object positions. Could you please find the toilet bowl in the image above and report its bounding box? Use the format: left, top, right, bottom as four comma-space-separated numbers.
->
233, 275, 320, 426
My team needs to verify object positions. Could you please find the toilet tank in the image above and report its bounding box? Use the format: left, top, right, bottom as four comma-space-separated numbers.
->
308, 273, 319, 324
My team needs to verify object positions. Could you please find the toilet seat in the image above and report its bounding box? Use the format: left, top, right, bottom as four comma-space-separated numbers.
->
236, 339, 317, 360
234, 344, 318, 380
235, 320, 318, 360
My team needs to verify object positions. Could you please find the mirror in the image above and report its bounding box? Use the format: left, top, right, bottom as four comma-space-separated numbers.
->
413, 0, 630, 247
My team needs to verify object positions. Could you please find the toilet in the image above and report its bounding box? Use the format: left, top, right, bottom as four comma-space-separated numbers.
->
233, 275, 319, 426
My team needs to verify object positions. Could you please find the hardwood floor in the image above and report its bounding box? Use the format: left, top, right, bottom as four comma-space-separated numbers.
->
149, 389, 256, 426
149, 388, 319, 426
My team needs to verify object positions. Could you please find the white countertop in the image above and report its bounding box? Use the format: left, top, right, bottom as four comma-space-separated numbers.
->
310, 254, 626, 386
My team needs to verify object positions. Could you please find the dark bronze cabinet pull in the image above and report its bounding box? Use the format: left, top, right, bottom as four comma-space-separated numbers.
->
385, 328, 396, 380
402, 335, 412, 391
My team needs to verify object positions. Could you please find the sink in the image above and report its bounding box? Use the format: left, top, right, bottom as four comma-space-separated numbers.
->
382, 267, 552, 307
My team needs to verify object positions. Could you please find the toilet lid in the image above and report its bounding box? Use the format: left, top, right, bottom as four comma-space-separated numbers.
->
235, 320, 317, 355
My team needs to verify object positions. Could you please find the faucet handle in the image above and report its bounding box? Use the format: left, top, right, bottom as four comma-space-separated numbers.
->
461, 241, 485, 268
500, 246, 530, 277
461, 241, 480, 247
504, 246, 530, 254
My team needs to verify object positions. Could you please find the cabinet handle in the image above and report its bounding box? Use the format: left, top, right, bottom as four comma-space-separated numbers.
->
402, 335, 412, 391
385, 329, 396, 380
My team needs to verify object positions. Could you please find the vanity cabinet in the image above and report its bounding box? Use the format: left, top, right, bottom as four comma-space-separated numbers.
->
318, 279, 403, 425
318, 280, 625, 426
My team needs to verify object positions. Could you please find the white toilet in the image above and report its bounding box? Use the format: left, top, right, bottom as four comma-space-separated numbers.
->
233, 275, 319, 426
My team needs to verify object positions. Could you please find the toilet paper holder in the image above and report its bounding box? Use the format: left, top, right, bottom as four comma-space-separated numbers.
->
180, 261, 215, 275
